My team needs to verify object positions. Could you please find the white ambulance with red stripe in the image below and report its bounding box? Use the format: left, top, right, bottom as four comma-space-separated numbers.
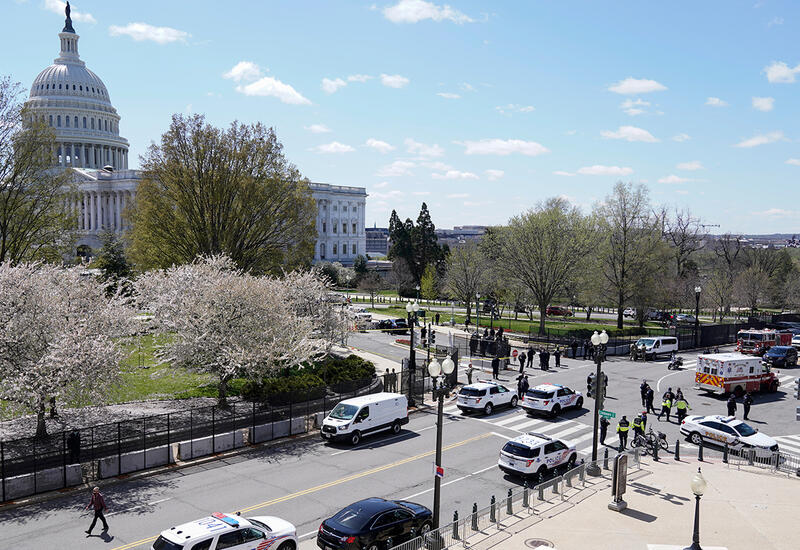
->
695, 352, 779, 397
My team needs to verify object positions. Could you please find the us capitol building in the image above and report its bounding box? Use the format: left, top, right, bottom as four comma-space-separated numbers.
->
27, 5, 366, 265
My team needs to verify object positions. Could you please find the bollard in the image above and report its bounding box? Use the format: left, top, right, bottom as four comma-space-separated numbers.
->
674, 440, 680, 461
471, 503, 478, 531
698, 439, 704, 462
653, 439, 659, 461
747, 449, 754, 466
490, 495, 496, 523
507, 488, 513, 515
452, 511, 459, 540
552, 478, 559, 495
723, 442, 728, 464
522, 481, 529, 508
603, 447, 610, 470
537, 483, 545, 501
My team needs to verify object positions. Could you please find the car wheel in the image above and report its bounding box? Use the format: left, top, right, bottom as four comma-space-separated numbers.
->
690, 432, 703, 446
391, 420, 402, 434
276, 542, 295, 550
510, 396, 518, 408
769, 381, 779, 393
550, 404, 561, 418
419, 522, 432, 536
567, 453, 577, 468
575, 397, 584, 409
350, 430, 362, 446
366, 544, 379, 550
484, 402, 494, 416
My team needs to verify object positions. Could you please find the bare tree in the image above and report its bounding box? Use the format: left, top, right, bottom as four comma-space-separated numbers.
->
707, 267, 733, 322
664, 207, 706, 278
443, 242, 490, 325
358, 271, 386, 309
734, 266, 770, 313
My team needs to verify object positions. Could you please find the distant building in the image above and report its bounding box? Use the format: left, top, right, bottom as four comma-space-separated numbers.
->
366, 226, 390, 256
435, 225, 488, 248
312, 183, 367, 267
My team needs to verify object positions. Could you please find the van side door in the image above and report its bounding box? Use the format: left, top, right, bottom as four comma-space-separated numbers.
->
354, 406, 372, 432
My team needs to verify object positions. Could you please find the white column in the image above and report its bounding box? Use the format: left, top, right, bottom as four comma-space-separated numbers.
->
82, 193, 87, 230
113, 191, 119, 231
94, 192, 100, 231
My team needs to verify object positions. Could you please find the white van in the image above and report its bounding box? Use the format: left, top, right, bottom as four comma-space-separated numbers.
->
633, 336, 679, 359
320, 392, 409, 445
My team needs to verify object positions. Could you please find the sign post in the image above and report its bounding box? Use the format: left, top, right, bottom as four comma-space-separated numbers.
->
608, 454, 628, 512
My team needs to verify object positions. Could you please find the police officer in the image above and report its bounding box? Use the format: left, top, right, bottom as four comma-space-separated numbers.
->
645, 387, 656, 414
743, 392, 753, 420
491, 356, 500, 379
640, 381, 650, 408
518, 351, 526, 373
675, 395, 690, 424
659, 394, 672, 422
727, 394, 737, 417
617, 416, 630, 450
632, 414, 644, 438
554, 346, 561, 368
599, 416, 610, 446
640, 410, 648, 431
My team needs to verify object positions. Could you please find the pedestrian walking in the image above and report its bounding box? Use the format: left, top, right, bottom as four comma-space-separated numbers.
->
67, 430, 81, 464
469, 332, 479, 356
521, 375, 529, 398
639, 381, 650, 408
518, 351, 526, 373
645, 387, 656, 414
727, 394, 737, 417
571, 340, 578, 360
528, 345, 535, 367
675, 396, 690, 424
743, 392, 753, 420
617, 416, 630, 450
85, 487, 109, 535
659, 395, 672, 422
554, 347, 561, 368
466, 363, 475, 385
599, 416, 610, 445
491, 356, 500, 379
435, 312, 440, 325
543, 349, 551, 371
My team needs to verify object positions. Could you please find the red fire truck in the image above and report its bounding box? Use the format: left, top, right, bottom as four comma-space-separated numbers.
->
695, 353, 780, 396
735, 328, 792, 356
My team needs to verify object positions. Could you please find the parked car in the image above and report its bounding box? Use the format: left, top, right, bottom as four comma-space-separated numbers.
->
545, 306, 573, 317
520, 384, 583, 418
623, 307, 637, 318
646, 310, 670, 322
377, 319, 409, 335
317, 498, 432, 550
679, 415, 779, 457
457, 381, 517, 415
497, 433, 578, 481
762, 345, 798, 368
675, 314, 697, 324
152, 512, 297, 550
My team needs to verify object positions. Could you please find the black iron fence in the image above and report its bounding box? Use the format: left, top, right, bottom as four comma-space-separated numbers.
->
0, 368, 428, 503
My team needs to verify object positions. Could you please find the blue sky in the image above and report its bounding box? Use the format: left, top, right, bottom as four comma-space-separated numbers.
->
7, 0, 800, 233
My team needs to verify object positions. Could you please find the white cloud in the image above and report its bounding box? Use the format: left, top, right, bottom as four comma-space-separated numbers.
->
459, 139, 550, 156
304, 124, 331, 134
764, 61, 800, 83
223, 61, 262, 82
437, 92, 460, 99
374, 181, 389, 188
495, 104, 535, 115
376, 161, 415, 177
786, 159, 800, 166
601, 125, 659, 143
371, 190, 405, 200
768, 16, 784, 27
381, 74, 410, 88
446, 193, 470, 199
109, 22, 189, 44
405, 138, 444, 157
658, 174, 692, 184
754, 208, 795, 217
705, 97, 729, 107
733, 131, 785, 148
45, 0, 95, 24
424, 161, 452, 171
752, 96, 775, 111
672, 133, 691, 142
347, 74, 373, 82
365, 138, 395, 153
608, 77, 667, 95
383, 0, 473, 24
577, 165, 634, 176
321, 77, 347, 94
676, 160, 703, 171
484, 169, 504, 181
460, 82, 476, 92
553, 170, 575, 177
620, 98, 651, 116
432, 170, 478, 180
236, 77, 311, 104
412, 191, 431, 196
314, 141, 355, 154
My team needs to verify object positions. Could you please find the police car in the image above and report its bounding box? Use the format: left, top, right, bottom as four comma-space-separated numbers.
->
520, 384, 583, 418
456, 381, 517, 415
679, 414, 779, 457
497, 433, 578, 481
151, 512, 298, 550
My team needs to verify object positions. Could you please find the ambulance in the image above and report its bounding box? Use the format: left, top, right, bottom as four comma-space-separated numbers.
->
695, 352, 779, 397
735, 328, 792, 356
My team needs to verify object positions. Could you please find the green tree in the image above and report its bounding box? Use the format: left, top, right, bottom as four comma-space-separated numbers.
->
420, 264, 437, 300
353, 254, 368, 280
128, 114, 317, 274
93, 232, 133, 295
0, 77, 74, 263
387, 203, 444, 285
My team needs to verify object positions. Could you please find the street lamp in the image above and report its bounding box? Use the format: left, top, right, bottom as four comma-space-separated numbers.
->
694, 286, 702, 349
406, 300, 420, 407
476, 292, 481, 332
428, 354, 455, 529
684, 467, 707, 550
415, 284, 421, 302
586, 329, 609, 476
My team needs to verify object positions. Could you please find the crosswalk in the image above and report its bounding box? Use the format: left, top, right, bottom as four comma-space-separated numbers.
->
441, 401, 600, 457
777, 373, 797, 389
773, 434, 800, 457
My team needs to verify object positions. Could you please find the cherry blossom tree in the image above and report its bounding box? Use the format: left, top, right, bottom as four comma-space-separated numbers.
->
0, 262, 133, 437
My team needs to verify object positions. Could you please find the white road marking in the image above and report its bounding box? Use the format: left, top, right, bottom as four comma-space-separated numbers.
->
493, 413, 530, 427
491, 431, 513, 440
401, 464, 498, 500
502, 417, 550, 432
567, 432, 595, 447
547, 424, 585, 440
656, 367, 696, 392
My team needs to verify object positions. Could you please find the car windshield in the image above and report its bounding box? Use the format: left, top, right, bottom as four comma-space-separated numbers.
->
460, 388, 485, 397
636, 339, 655, 346
152, 536, 184, 550
248, 518, 271, 532
733, 423, 757, 437
331, 505, 374, 531
768, 348, 787, 356
329, 403, 359, 420
740, 333, 762, 341
526, 389, 554, 399
502, 442, 538, 458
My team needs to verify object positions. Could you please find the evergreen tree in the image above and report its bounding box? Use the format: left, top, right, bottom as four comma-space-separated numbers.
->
387, 203, 444, 286
93, 232, 132, 295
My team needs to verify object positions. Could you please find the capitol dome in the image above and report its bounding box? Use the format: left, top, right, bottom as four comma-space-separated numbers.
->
25, 6, 129, 170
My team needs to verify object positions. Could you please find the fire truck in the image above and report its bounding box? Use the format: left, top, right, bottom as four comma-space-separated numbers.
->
695, 352, 779, 397
735, 328, 792, 356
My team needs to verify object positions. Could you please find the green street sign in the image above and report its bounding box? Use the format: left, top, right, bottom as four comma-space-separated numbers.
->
599, 410, 616, 419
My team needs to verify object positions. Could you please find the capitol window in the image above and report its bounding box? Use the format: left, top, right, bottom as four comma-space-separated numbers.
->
322, 222, 326, 233
74, 116, 78, 127
352, 223, 357, 233
342, 223, 347, 234
333, 244, 338, 255
352, 244, 357, 255
91, 118, 95, 129
49, 115, 53, 126
65, 117, 70, 127
83, 117, 87, 128
57, 115, 61, 127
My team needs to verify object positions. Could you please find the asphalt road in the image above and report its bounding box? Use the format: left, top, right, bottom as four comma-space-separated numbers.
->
2, 340, 798, 550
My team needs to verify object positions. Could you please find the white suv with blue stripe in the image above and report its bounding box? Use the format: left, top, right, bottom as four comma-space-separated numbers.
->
151, 512, 297, 550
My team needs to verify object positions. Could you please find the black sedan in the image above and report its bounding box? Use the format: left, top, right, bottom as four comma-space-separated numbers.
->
377, 319, 409, 335
762, 345, 798, 368
317, 498, 432, 550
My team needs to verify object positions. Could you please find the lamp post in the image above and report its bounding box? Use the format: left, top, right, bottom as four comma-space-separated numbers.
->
406, 300, 420, 407
586, 330, 609, 476
428, 354, 455, 529
694, 286, 701, 349
415, 284, 421, 303
684, 467, 707, 550
476, 292, 481, 332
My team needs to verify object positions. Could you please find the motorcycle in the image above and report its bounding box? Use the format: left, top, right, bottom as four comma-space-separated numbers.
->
667, 356, 683, 370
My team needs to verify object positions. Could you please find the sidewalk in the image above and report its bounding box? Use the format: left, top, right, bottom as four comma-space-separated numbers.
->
490, 455, 799, 550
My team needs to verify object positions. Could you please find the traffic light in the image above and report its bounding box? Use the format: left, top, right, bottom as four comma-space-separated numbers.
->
430, 331, 436, 345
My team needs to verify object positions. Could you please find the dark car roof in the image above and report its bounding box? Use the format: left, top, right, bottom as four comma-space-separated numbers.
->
324, 498, 403, 534
768, 346, 794, 352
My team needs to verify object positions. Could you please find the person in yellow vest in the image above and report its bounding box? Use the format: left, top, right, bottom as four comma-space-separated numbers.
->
617, 415, 630, 450
631, 414, 644, 438
675, 396, 691, 424
658, 395, 672, 422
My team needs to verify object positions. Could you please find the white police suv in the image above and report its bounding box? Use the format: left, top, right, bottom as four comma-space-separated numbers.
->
520, 384, 583, 418
151, 512, 298, 550
497, 433, 578, 481
456, 381, 517, 415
